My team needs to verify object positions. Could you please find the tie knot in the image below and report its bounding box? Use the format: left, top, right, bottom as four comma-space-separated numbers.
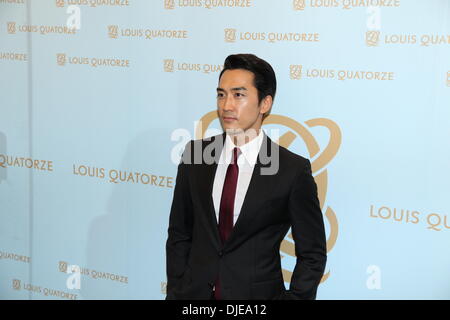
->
232, 147, 241, 164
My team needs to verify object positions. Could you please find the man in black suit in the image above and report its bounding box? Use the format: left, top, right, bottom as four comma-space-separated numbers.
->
166, 54, 327, 300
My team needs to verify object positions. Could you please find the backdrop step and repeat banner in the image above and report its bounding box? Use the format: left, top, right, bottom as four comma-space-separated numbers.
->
0, 0, 449, 300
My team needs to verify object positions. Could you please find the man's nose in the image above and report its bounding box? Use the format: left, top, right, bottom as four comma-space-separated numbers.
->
222, 95, 235, 111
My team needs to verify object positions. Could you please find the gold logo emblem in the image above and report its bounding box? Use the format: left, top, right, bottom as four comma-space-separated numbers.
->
224, 28, 236, 43
56, 53, 67, 66
55, 0, 65, 7
59, 261, 68, 273
164, 0, 175, 10
164, 59, 174, 72
7, 22, 16, 34
447, 71, 450, 87
108, 25, 119, 39
366, 30, 380, 47
293, 0, 306, 11
290, 65, 303, 80
12, 279, 21, 290
196, 112, 341, 284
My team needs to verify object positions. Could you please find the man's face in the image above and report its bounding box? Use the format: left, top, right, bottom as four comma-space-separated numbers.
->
217, 69, 270, 136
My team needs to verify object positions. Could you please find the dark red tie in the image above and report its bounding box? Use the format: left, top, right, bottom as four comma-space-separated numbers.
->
215, 147, 241, 300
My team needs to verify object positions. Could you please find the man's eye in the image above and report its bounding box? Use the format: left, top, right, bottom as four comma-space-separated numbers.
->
235, 93, 244, 97
217, 93, 224, 98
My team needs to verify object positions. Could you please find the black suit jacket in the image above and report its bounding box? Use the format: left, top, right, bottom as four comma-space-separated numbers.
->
166, 132, 327, 300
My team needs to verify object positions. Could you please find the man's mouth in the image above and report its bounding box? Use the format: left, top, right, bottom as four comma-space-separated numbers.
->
223, 116, 237, 122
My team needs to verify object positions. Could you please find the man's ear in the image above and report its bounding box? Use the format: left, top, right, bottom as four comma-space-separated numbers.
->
260, 95, 273, 117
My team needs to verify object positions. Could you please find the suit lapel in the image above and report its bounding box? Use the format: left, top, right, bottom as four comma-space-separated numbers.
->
225, 133, 279, 249
196, 131, 279, 251
196, 132, 226, 250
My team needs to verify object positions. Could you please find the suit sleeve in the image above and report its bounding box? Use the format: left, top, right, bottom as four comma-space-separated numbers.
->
285, 159, 327, 300
165, 140, 194, 300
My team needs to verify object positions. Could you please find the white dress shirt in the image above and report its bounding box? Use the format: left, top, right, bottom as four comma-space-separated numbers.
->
212, 129, 265, 226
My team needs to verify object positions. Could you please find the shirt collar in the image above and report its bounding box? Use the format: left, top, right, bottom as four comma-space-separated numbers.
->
223, 129, 265, 166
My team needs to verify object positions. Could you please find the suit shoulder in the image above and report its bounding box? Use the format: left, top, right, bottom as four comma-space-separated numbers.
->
180, 133, 224, 165
275, 141, 310, 167
182, 133, 223, 149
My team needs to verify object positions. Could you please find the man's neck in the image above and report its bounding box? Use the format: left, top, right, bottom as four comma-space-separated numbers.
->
227, 128, 261, 147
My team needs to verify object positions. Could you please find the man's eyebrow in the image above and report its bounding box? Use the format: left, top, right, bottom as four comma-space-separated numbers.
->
216, 87, 247, 91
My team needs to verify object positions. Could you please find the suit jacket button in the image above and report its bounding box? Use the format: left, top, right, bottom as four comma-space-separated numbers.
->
218, 250, 223, 257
